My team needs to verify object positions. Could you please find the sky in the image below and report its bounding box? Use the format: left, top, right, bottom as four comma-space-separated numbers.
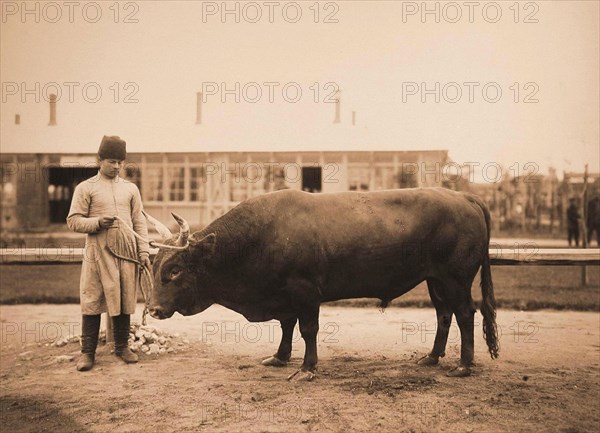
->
1, 0, 599, 179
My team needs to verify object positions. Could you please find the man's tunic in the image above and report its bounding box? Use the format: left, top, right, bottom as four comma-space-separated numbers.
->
67, 172, 149, 316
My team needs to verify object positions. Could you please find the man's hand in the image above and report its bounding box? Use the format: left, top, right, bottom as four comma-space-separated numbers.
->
98, 216, 117, 229
139, 254, 151, 269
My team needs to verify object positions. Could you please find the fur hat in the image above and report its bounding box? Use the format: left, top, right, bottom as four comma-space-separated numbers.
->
98, 135, 126, 160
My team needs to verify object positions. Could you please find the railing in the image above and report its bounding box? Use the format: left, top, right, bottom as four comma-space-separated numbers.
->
1, 247, 599, 265
489, 248, 600, 266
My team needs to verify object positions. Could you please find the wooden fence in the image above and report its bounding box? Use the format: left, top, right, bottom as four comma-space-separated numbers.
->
1, 247, 599, 266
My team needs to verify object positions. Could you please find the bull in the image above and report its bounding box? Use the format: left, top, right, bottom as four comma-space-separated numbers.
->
148, 188, 499, 380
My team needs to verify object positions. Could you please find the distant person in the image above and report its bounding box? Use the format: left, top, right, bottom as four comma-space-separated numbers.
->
67, 136, 151, 371
587, 196, 600, 246
566, 198, 580, 247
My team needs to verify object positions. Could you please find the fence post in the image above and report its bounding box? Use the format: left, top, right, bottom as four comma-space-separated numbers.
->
582, 165, 589, 248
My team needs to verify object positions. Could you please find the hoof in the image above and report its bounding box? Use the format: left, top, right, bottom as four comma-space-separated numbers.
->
447, 366, 471, 377
287, 369, 316, 382
261, 356, 288, 367
417, 355, 439, 366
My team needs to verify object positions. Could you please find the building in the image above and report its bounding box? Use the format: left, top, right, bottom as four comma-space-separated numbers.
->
1, 149, 451, 231
1, 95, 452, 232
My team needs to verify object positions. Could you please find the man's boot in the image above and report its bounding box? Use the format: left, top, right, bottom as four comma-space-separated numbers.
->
113, 314, 138, 364
77, 314, 100, 371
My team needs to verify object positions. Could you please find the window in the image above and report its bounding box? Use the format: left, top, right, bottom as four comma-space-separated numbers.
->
190, 166, 206, 201
374, 167, 396, 190
302, 167, 322, 193
231, 182, 246, 202
144, 166, 163, 201
168, 167, 185, 201
348, 166, 370, 191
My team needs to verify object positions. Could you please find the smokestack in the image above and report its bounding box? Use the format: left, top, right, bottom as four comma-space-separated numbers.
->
49, 94, 57, 126
352, 111, 356, 126
196, 92, 202, 124
15, 114, 20, 125
333, 90, 341, 124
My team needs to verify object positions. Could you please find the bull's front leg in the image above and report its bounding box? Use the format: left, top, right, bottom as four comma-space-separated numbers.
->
262, 317, 297, 367
287, 306, 319, 382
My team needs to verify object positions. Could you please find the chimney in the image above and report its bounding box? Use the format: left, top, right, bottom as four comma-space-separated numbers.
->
15, 114, 20, 125
49, 94, 57, 126
333, 90, 341, 124
196, 92, 202, 124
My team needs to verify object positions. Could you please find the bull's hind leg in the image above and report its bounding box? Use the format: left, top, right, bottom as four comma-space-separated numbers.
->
262, 317, 297, 367
417, 278, 453, 367
447, 281, 476, 377
287, 305, 320, 382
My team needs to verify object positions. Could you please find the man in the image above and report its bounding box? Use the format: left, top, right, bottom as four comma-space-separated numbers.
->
67, 136, 151, 371
566, 198, 580, 247
587, 196, 600, 247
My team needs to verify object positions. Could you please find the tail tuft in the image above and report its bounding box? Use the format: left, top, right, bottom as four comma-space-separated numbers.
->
481, 254, 499, 359
473, 195, 499, 359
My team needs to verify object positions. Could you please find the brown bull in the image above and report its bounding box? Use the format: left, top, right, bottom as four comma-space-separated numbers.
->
148, 188, 499, 380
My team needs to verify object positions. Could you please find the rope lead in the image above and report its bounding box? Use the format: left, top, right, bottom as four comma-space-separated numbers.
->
114, 216, 154, 326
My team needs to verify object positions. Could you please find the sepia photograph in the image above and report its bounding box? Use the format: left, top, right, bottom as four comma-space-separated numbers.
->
1, 1, 599, 432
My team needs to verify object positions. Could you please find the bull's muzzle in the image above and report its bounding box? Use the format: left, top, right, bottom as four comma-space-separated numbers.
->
149, 306, 173, 320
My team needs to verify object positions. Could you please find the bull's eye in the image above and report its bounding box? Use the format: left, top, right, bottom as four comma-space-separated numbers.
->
169, 266, 183, 280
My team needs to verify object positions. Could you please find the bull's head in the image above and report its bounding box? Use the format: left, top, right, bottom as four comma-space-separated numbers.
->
146, 212, 217, 319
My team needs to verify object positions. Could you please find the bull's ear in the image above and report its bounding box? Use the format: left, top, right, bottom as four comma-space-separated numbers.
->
190, 233, 217, 256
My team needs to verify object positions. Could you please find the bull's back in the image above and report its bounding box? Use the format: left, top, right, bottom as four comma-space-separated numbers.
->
237, 189, 487, 301
264, 188, 483, 248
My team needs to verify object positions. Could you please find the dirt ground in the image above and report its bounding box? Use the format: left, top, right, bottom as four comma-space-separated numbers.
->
1, 304, 599, 433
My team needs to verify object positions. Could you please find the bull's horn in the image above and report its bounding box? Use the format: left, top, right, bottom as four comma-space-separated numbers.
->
171, 212, 190, 247
149, 240, 189, 251
142, 211, 173, 240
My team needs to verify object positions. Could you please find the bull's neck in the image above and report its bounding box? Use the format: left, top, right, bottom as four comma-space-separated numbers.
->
200, 206, 261, 253
195, 209, 262, 292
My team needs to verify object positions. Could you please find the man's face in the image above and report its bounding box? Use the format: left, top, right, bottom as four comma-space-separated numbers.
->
99, 159, 124, 178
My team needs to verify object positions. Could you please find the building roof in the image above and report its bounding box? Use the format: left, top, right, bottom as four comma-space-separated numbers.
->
1, 96, 448, 155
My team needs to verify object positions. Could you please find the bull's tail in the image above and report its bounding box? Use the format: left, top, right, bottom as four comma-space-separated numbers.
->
473, 196, 499, 359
